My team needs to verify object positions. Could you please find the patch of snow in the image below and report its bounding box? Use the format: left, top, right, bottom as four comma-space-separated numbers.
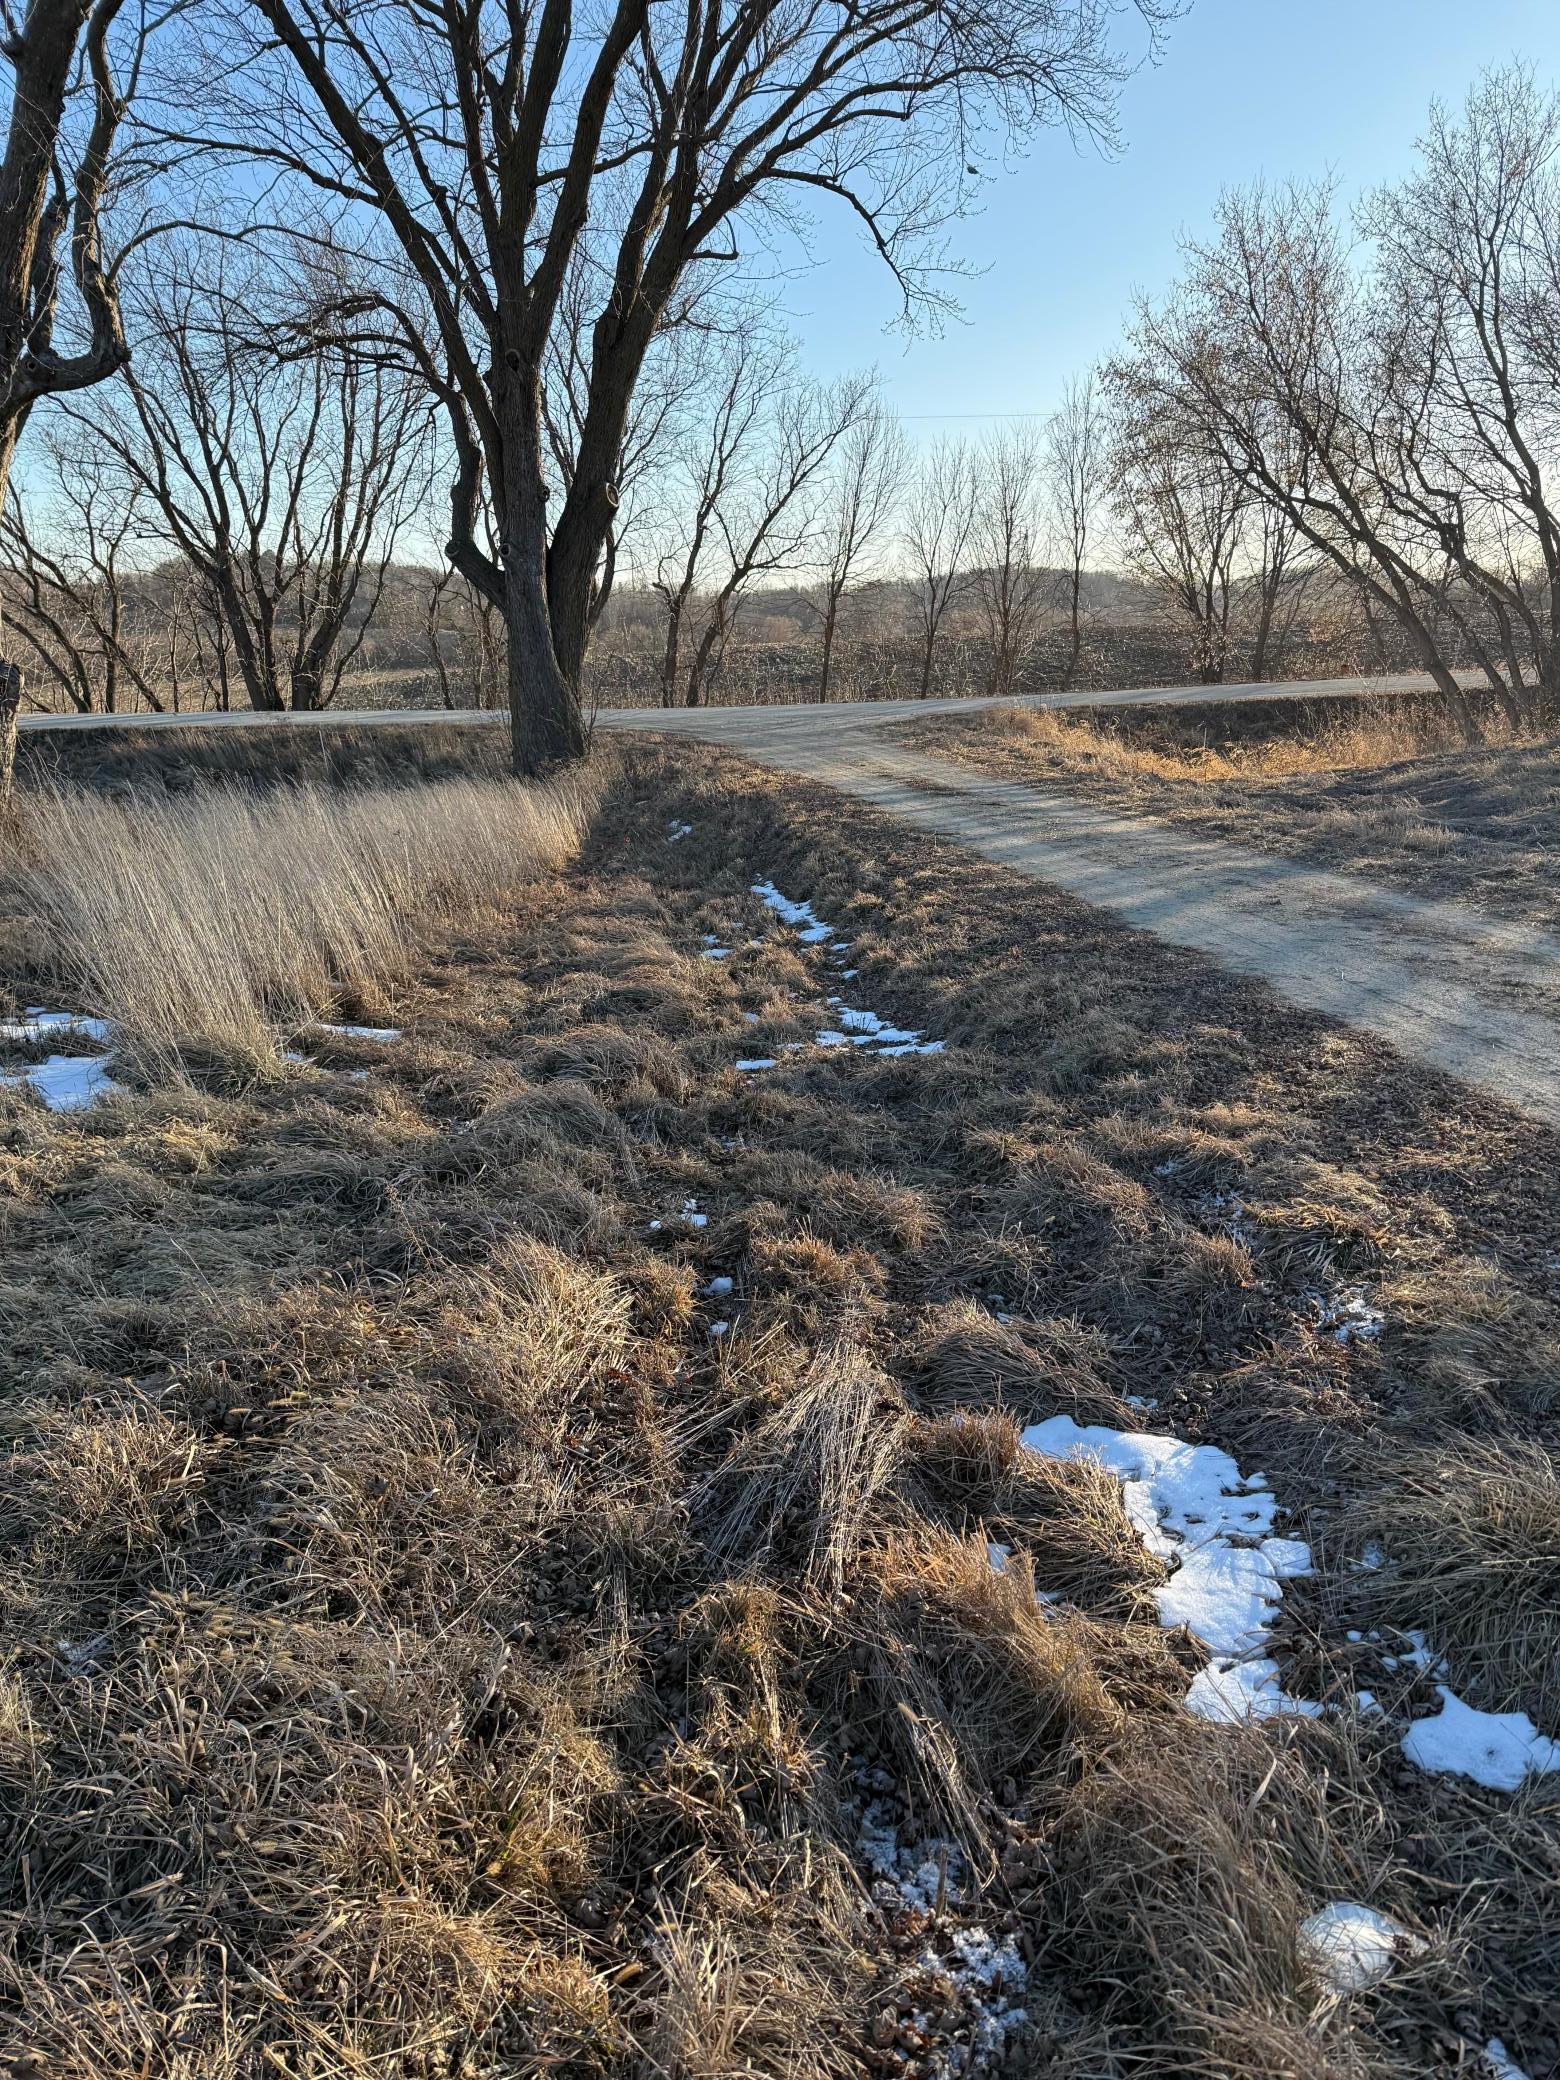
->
667, 820, 693, 842
1023, 1414, 1318, 1719
752, 878, 835, 944
1483, 2040, 1533, 2080
1186, 1657, 1323, 1724
1380, 1629, 1442, 1676
1401, 1686, 1560, 1792
701, 946, 732, 960
2, 1055, 120, 1112
825, 1001, 945, 1058
708, 1320, 730, 1339
312, 1021, 402, 1042
1298, 1902, 1422, 1994
857, 1799, 1029, 2075
703, 1275, 734, 1298
741, 1010, 761, 1024
0, 1007, 114, 1045
736, 1056, 777, 1071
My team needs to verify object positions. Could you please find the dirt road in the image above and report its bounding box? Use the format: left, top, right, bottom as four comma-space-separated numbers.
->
606, 705, 1560, 1128
22, 675, 1558, 1123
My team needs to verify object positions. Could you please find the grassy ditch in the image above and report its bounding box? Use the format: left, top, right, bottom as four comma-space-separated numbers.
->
0, 741, 1556, 2078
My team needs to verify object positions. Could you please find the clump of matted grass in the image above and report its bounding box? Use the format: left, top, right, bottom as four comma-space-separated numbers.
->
1343, 1438, 1560, 1722
7, 768, 595, 1076
1042, 1718, 1462, 2079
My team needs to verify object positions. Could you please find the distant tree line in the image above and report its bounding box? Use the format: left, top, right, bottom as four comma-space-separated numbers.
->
3, 25, 1559, 767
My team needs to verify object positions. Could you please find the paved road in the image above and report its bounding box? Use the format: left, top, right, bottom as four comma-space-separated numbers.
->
21, 673, 1558, 1124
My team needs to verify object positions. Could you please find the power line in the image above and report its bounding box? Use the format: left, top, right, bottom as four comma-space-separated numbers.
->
896, 410, 1046, 421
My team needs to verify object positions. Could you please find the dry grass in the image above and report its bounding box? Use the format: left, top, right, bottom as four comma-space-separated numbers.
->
0, 735, 1557, 2078
987, 696, 1526, 786
1345, 1439, 1560, 1721
1044, 1719, 1461, 2079
7, 771, 593, 1075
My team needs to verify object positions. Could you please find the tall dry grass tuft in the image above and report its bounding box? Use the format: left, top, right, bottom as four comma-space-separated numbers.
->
10, 772, 594, 1073
1346, 1438, 1560, 1721
996, 698, 1530, 783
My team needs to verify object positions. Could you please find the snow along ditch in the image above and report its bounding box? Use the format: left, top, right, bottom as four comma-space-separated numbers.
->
733, 880, 944, 1069
1, 1006, 402, 1113
710, 872, 1544, 2063
731, 882, 1556, 1784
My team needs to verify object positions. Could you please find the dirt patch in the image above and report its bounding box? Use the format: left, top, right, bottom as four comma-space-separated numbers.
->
1, 740, 1556, 2078
898, 703, 1560, 937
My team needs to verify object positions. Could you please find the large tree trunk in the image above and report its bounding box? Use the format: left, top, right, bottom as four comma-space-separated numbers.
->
0, 417, 24, 814
503, 381, 587, 775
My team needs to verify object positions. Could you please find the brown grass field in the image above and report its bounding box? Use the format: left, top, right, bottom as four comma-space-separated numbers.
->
0, 734, 1557, 2078
896, 697, 1560, 934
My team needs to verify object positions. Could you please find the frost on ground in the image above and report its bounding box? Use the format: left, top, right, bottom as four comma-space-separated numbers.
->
858, 1788, 1029, 2076
1311, 1285, 1385, 1345
1196, 1188, 1259, 1249
1022, 1415, 1318, 1721
1297, 1902, 1423, 1994
1400, 1686, 1560, 1793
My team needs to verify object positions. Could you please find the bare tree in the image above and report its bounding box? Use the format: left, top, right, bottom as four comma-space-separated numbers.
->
902, 436, 977, 697
676, 372, 867, 708
0, 0, 153, 789
173, 0, 1174, 770
1106, 369, 1247, 684
1117, 181, 1484, 731
1044, 373, 1106, 686
1246, 487, 1312, 681
1, 419, 174, 711
975, 424, 1047, 697
650, 320, 785, 709
1362, 69, 1560, 724
805, 394, 907, 701
78, 240, 431, 711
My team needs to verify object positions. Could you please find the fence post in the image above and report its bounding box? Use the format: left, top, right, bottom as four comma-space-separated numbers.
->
0, 661, 21, 817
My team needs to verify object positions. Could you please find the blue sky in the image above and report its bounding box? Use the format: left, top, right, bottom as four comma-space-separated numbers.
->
777, 0, 1560, 432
